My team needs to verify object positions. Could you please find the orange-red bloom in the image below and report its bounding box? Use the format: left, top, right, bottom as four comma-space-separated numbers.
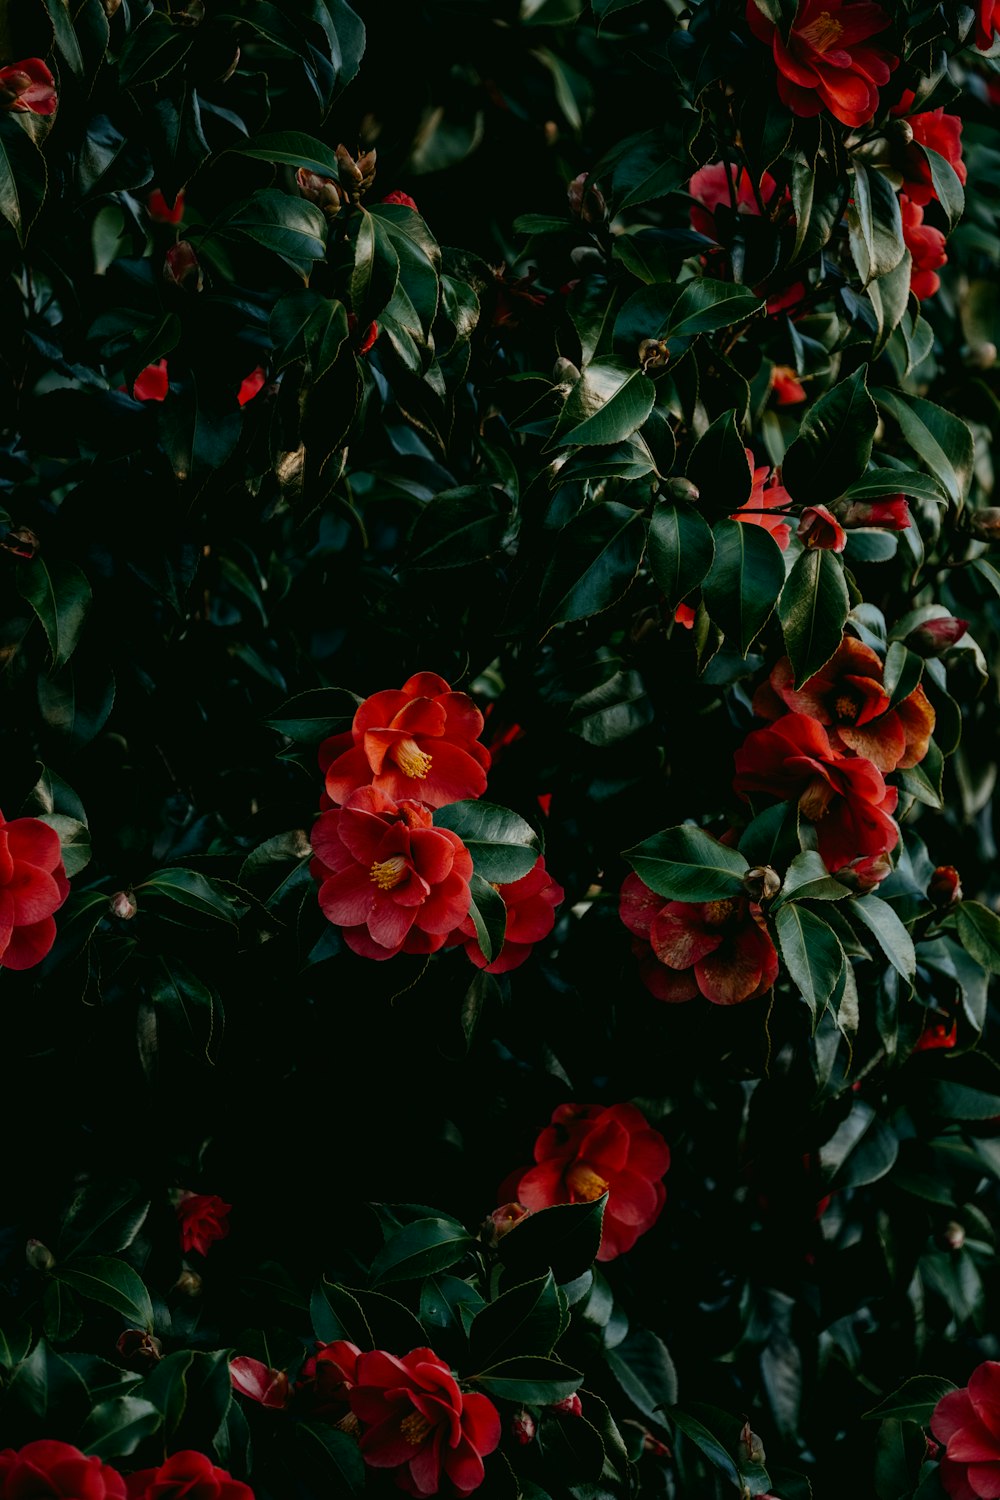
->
752, 635, 935, 772
733, 712, 899, 870
451, 855, 564, 973
734, 450, 792, 550
311, 787, 474, 960
0, 813, 69, 970
501, 1102, 670, 1261
620, 874, 779, 1005
746, 0, 897, 128
0, 58, 57, 115
835, 495, 910, 529
772, 365, 806, 405
901, 194, 946, 299
320, 672, 490, 809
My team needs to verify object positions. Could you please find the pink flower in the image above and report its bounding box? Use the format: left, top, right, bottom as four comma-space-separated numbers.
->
931, 1361, 1000, 1499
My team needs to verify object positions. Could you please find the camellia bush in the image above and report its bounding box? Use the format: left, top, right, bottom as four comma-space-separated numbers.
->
6, 0, 1000, 1496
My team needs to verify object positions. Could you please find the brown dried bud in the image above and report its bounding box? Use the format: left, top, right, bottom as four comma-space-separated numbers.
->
2, 527, 40, 559
638, 338, 669, 372
110, 890, 138, 921
335, 144, 375, 204
296, 167, 344, 219
117, 1329, 163, 1366
164, 240, 203, 292
174, 0, 205, 22
962, 341, 998, 370
743, 865, 781, 903
26, 1239, 55, 1271
484, 1202, 531, 1246
567, 172, 607, 225
968, 508, 1000, 541
664, 477, 700, 505
888, 118, 914, 146
102, 0, 122, 15
356, 148, 377, 193
929, 865, 963, 907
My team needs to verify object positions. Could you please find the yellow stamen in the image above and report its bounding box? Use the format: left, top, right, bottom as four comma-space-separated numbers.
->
834, 692, 859, 723
370, 855, 408, 890
393, 737, 433, 779
799, 775, 835, 822
400, 1410, 433, 1445
703, 899, 737, 928
799, 10, 844, 51
566, 1163, 610, 1203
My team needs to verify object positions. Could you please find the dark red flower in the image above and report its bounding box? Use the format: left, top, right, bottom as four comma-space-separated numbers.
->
688, 162, 777, 238
131, 361, 169, 402
383, 190, 419, 211
797, 505, 847, 551
502, 1102, 670, 1261
0, 1440, 126, 1499
931, 1361, 1000, 1499
296, 1340, 362, 1417
0, 59, 57, 116
745, 0, 897, 128
450, 855, 564, 973
898, 108, 966, 207
349, 1347, 501, 1497
125, 1452, 253, 1500
620, 874, 779, 1005
230, 1357, 291, 1409
320, 672, 490, 809
929, 865, 963, 906
0, 813, 69, 971
976, 0, 1000, 49
735, 451, 792, 551
311, 787, 474, 960
901, 194, 946, 299
733, 712, 899, 870
148, 189, 185, 224
835, 495, 910, 529
772, 365, 806, 405
512, 1412, 536, 1446
175, 1192, 231, 1256
752, 635, 935, 772
237, 367, 266, 407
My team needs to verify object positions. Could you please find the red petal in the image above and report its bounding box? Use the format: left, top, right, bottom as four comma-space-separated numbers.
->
650, 905, 721, 969
318, 864, 375, 926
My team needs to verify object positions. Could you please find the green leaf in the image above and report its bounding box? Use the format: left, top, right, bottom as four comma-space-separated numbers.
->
118, 12, 193, 87
79, 1396, 161, 1458
17, 559, 92, 670
848, 163, 905, 283
0, 116, 47, 245
59, 1183, 149, 1260
42, 1283, 83, 1345
863, 1375, 958, 1425
434, 801, 540, 884
538, 501, 646, 625
703, 519, 786, 655
841, 470, 947, 505
882, 641, 923, 708
407, 487, 510, 570
235, 130, 342, 178
606, 1329, 678, 1421
551, 359, 656, 448
270, 290, 349, 380
469, 1273, 565, 1369
873, 389, 974, 506
776, 850, 851, 904
923, 146, 965, 233
499, 1199, 607, 1284
54, 1256, 153, 1330
849, 895, 916, 982
956, 901, 1000, 974
926, 1082, 1000, 1120
466, 874, 506, 966
777, 547, 849, 688
420, 1274, 485, 1332
782, 368, 878, 505
469, 1356, 583, 1403
646, 502, 715, 611
297, 1422, 366, 1496
149, 955, 221, 1063
687, 410, 752, 510
137, 868, 243, 925
370, 1217, 476, 1286
668, 1407, 740, 1485
41, 0, 86, 76
775, 903, 844, 1021
820, 1100, 898, 1189
625, 824, 748, 901
266, 687, 360, 743
665, 279, 764, 340
349, 207, 400, 321
214, 189, 327, 276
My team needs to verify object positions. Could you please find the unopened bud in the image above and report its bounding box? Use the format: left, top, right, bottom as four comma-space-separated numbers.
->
889, 118, 914, 146
485, 1202, 531, 1245
929, 865, 963, 907
117, 1329, 163, 1365
164, 240, 203, 292
962, 341, 997, 370
665, 477, 700, 505
942, 1221, 965, 1251
839, 852, 893, 892
798, 505, 847, 553
296, 167, 344, 220
740, 1422, 766, 1464
638, 338, 669, 371
512, 1411, 536, 1445
26, 1239, 55, 1271
567, 172, 607, 225
174, 1269, 202, 1297
968, 507, 1000, 541
335, 144, 375, 204
551, 1393, 583, 1417
110, 890, 137, 920
906, 616, 968, 656
356, 148, 377, 193
2, 527, 39, 559
743, 865, 781, 903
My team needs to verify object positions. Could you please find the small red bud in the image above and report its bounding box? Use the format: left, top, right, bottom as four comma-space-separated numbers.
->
929, 865, 963, 907
164, 241, 203, 292
512, 1411, 536, 1445
906, 616, 968, 656
110, 890, 138, 920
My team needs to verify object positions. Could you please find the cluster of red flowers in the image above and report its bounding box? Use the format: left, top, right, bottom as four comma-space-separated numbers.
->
0, 1441, 252, 1500
0, 811, 70, 971
311, 673, 563, 969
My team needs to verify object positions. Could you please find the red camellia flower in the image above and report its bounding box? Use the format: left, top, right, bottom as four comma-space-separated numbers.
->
311, 787, 474, 960
976, 0, 1000, 49
148, 188, 185, 224
320, 672, 490, 809
131, 360, 169, 402
297, 1340, 362, 1417
931, 1360, 1000, 1498
835, 495, 910, 529
450, 855, 564, 973
383, 190, 419, 211
901, 194, 947, 299
175, 1191, 231, 1255
125, 1452, 253, 1500
620, 873, 779, 1005
0, 813, 69, 970
914, 1015, 958, 1052
752, 635, 935, 772
733, 712, 899, 870
734, 451, 792, 551
230, 1357, 291, 1409
745, 0, 897, 128
502, 1102, 671, 1261
899, 108, 966, 206
688, 162, 777, 238
797, 505, 847, 551
0, 58, 57, 116
349, 1347, 501, 1497
237, 367, 266, 407
772, 364, 806, 405
0, 1440, 126, 1499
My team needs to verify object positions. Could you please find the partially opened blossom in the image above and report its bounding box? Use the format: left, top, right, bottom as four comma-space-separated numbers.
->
734, 450, 792, 550
901, 195, 947, 299
148, 188, 185, 223
451, 855, 564, 973
131, 360, 169, 402
320, 672, 490, 809
745, 0, 897, 127
733, 713, 899, 870
350, 1347, 501, 1497
230, 1357, 291, 1409
620, 873, 778, 1005
501, 1102, 670, 1261
0, 813, 70, 970
752, 635, 935, 771
931, 1361, 1000, 1499
176, 1192, 231, 1255
797, 505, 847, 551
0, 59, 57, 115
311, 787, 473, 959
382, 190, 419, 210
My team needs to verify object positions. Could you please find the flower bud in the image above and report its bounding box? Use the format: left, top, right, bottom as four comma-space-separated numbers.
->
356, 149, 377, 193
347, 312, 379, 355
797, 505, 847, 552
740, 1421, 766, 1465
969, 508, 1000, 541
941, 1221, 966, 1251
567, 172, 607, 224
512, 1411, 536, 1445
929, 865, 963, 907
743, 865, 781, 903
174, 0, 204, 21
834, 495, 910, 530
163, 241, 203, 292
906, 616, 968, 656
110, 890, 137, 920
838, 852, 893, 892
382, 190, 418, 211
888, 117, 914, 146
552, 356, 580, 387
962, 341, 997, 370
335, 144, 376, 204
174, 1269, 203, 1297
551, 1393, 583, 1417
148, 189, 184, 225
485, 1202, 531, 1245
296, 168, 344, 220
2, 527, 40, 559
569, 245, 605, 273
25, 1239, 55, 1271
638, 338, 669, 371
117, 1329, 163, 1366
230, 1356, 292, 1408
664, 477, 700, 505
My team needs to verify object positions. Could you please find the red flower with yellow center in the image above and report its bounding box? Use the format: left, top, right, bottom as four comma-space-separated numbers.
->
620, 874, 779, 1005
746, 0, 897, 128
501, 1102, 670, 1261
320, 672, 490, 810
311, 787, 473, 960
450, 855, 564, 973
733, 712, 899, 871
752, 635, 935, 772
